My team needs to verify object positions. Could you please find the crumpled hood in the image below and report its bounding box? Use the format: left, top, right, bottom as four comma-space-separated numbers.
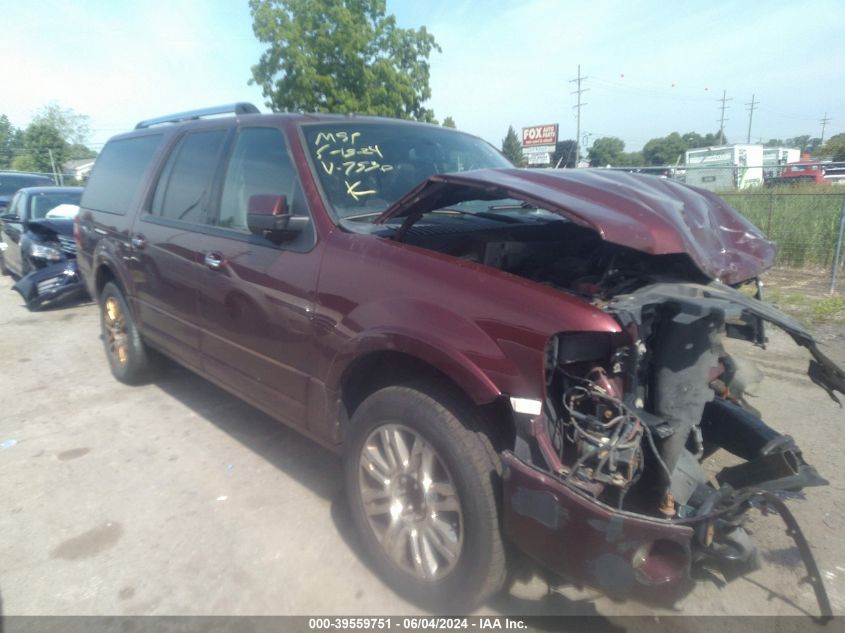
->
27, 218, 74, 239
376, 169, 776, 285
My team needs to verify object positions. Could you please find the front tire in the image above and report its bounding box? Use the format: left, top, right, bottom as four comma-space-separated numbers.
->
343, 383, 505, 611
100, 281, 157, 384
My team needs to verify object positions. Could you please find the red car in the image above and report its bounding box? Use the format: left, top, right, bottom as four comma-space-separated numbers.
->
76, 104, 843, 612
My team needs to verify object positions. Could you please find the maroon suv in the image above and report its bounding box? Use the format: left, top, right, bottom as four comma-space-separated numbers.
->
76, 104, 844, 612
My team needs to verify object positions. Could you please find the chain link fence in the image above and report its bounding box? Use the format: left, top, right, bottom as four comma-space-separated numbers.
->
721, 189, 845, 294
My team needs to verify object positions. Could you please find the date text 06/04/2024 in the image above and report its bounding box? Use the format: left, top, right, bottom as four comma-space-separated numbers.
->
307, 618, 528, 630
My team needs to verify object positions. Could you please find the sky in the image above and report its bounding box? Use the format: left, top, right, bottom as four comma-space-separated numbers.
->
1, 0, 843, 154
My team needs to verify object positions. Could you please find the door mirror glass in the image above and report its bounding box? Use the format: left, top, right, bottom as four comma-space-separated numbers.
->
248, 193, 287, 217
247, 194, 308, 243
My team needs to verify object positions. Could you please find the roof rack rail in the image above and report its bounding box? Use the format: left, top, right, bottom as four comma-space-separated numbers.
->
135, 103, 260, 129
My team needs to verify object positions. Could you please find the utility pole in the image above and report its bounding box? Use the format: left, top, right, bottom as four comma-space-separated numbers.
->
820, 112, 831, 145
569, 64, 588, 165
717, 90, 732, 145
745, 94, 758, 144
47, 148, 62, 186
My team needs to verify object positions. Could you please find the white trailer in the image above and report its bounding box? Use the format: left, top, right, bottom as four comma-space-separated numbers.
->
762, 147, 801, 180
684, 144, 765, 190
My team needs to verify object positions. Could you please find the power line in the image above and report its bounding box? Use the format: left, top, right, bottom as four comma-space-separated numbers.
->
569, 64, 588, 163
745, 94, 758, 144
717, 90, 732, 144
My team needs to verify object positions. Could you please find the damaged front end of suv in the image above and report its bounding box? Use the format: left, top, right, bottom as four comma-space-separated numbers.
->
377, 169, 845, 616
505, 280, 840, 614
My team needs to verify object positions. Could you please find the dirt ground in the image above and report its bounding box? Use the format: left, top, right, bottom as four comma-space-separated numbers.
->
0, 272, 844, 620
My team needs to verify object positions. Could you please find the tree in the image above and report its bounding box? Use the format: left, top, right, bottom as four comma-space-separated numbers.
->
442, 116, 456, 129
552, 140, 577, 168
3, 105, 94, 176
501, 126, 524, 166
682, 131, 722, 148
805, 137, 823, 155
13, 121, 68, 174
0, 114, 21, 169
31, 103, 90, 146
819, 132, 845, 161
616, 151, 644, 166
249, 0, 440, 121
587, 136, 625, 167
643, 132, 687, 165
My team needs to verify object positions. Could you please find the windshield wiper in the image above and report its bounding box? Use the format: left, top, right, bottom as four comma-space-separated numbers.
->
342, 211, 386, 221
487, 202, 537, 211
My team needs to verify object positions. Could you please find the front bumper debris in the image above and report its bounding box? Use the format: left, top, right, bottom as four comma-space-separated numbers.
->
502, 448, 833, 620
502, 450, 695, 604
12, 260, 87, 310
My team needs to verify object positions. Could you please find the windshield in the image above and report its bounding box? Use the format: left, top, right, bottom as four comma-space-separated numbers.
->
0, 175, 54, 196
28, 191, 82, 219
302, 122, 511, 219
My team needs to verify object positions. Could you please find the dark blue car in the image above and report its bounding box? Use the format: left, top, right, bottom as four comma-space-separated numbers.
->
0, 186, 87, 309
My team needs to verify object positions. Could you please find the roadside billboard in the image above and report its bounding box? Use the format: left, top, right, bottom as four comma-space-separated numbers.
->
523, 145, 555, 166
522, 124, 558, 147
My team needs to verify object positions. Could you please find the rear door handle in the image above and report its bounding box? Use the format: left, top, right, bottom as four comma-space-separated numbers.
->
204, 251, 224, 270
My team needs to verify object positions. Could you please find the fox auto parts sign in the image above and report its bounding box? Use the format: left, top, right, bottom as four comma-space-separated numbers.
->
522, 124, 558, 147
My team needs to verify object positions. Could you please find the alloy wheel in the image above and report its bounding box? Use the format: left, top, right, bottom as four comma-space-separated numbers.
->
103, 297, 129, 366
358, 424, 464, 581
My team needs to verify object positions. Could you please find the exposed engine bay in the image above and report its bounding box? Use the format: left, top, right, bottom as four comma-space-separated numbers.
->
392, 211, 845, 615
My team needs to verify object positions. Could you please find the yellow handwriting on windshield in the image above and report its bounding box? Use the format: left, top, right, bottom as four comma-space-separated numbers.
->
314, 130, 394, 199
345, 180, 377, 201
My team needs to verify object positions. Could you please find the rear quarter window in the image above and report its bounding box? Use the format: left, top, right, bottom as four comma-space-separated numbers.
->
81, 134, 163, 215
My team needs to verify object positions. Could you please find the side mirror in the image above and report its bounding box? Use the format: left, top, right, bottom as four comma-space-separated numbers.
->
246, 194, 309, 243
0, 212, 20, 223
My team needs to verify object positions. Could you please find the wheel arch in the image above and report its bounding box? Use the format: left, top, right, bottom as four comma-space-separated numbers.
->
336, 347, 514, 451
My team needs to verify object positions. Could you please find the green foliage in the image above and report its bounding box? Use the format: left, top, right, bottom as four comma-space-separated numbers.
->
720, 188, 843, 268
587, 136, 625, 166
441, 116, 456, 129
10, 154, 38, 172
16, 122, 67, 173
0, 115, 21, 169
0, 105, 94, 176
764, 291, 845, 325
249, 0, 440, 121
552, 140, 576, 168
681, 131, 722, 148
501, 126, 524, 166
67, 143, 98, 160
764, 135, 823, 154
31, 103, 90, 145
819, 132, 845, 160
642, 132, 687, 165
616, 151, 644, 166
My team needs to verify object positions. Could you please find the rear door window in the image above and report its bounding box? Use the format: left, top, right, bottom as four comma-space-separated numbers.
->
81, 134, 163, 215
151, 130, 227, 224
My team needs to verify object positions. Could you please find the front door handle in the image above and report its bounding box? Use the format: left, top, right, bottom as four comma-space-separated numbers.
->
130, 235, 146, 250
204, 251, 224, 270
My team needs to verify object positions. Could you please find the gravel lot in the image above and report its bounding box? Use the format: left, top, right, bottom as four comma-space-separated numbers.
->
1, 273, 843, 619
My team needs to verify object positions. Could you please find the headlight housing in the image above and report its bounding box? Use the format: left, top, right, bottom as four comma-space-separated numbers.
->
28, 242, 63, 261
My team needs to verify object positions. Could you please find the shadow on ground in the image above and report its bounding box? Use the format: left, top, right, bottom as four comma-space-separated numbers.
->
150, 359, 621, 620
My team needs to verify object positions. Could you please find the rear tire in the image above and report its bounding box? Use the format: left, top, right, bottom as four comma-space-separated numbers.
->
343, 383, 506, 611
100, 282, 157, 384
